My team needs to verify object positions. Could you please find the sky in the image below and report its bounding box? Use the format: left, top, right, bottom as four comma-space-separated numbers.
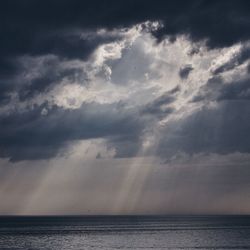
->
1, 0, 250, 215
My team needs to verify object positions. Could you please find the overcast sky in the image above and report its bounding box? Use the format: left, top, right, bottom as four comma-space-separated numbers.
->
1, 0, 250, 215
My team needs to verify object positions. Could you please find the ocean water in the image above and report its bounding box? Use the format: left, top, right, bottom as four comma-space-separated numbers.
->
0, 216, 250, 249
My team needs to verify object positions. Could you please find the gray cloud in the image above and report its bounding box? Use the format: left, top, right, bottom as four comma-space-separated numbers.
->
0, 32, 120, 105
140, 86, 179, 119
179, 65, 193, 79
157, 100, 250, 158
1, 0, 250, 104
0, 102, 144, 161
193, 76, 250, 102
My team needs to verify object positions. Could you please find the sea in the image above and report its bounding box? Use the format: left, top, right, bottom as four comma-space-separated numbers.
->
0, 215, 250, 249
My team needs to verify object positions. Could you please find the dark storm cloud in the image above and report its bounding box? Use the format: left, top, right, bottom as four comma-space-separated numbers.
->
0, 58, 24, 105
1, 0, 250, 161
193, 76, 250, 102
0, 102, 144, 161
173, 73, 250, 157
218, 78, 250, 101
0, 32, 119, 104
18, 57, 85, 101
2, 0, 250, 64
149, 0, 250, 48
0, 56, 78, 104
1, 0, 250, 103
157, 101, 250, 158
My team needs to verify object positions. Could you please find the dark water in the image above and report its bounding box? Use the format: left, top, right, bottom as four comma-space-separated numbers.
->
0, 216, 250, 249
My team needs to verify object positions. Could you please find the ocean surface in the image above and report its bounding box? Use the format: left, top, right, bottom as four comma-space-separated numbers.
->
0, 215, 250, 249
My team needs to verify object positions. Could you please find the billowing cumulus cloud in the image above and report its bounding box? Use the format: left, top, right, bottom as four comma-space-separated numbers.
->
1, 0, 250, 214
1, 20, 250, 161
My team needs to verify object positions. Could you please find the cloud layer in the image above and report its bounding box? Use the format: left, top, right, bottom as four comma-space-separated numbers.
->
1, 16, 250, 161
